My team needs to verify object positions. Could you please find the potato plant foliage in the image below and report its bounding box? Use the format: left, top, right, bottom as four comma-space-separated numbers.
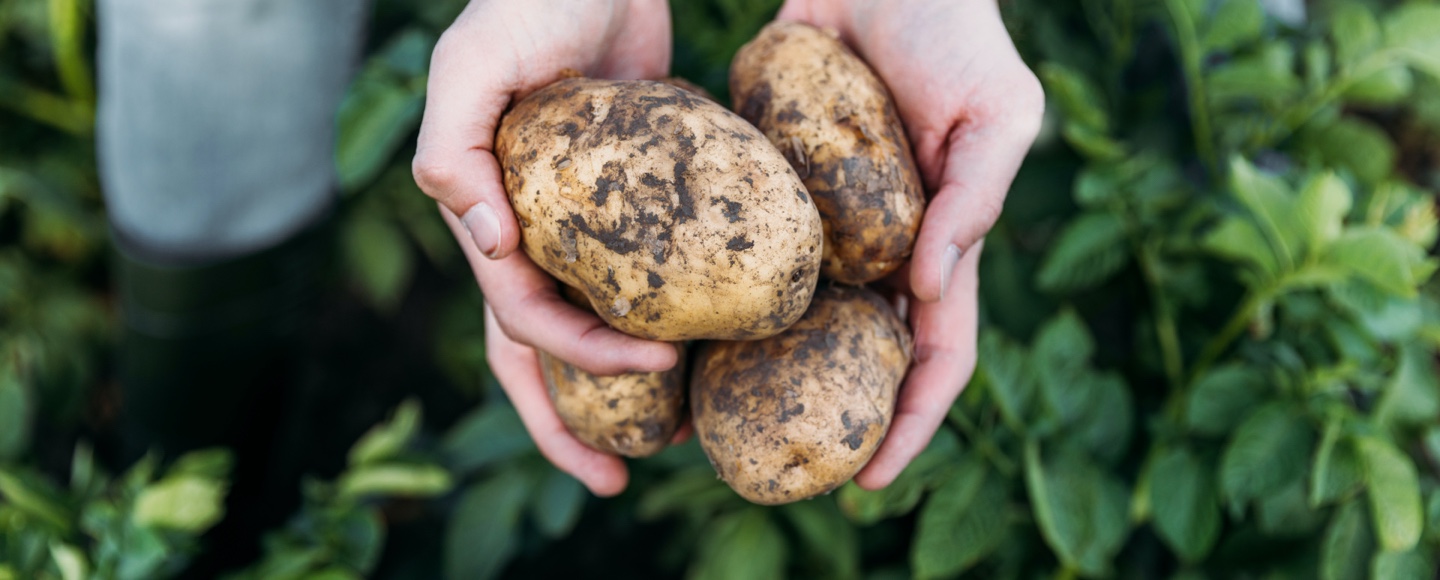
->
4, 0, 1440, 578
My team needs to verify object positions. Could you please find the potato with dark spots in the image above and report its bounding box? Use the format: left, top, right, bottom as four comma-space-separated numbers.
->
690, 286, 912, 505
497, 77, 824, 341
540, 343, 687, 458
730, 21, 926, 284
658, 77, 717, 102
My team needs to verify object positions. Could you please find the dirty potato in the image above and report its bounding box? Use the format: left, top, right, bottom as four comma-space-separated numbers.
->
497, 78, 823, 341
730, 21, 925, 284
540, 344, 687, 458
691, 286, 912, 505
658, 77, 717, 102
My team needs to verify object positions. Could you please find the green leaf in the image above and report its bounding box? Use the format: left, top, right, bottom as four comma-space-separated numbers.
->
348, 399, 422, 467
782, 499, 860, 580
0, 469, 71, 532
1038, 63, 1109, 132
1325, 227, 1427, 297
1201, 0, 1264, 52
1036, 211, 1130, 294
691, 509, 787, 580
1375, 343, 1440, 429
531, 468, 586, 539
446, 468, 531, 580
336, 74, 424, 192
48, 542, 86, 580
1330, 2, 1380, 66
1185, 364, 1267, 436
1074, 371, 1132, 465
1256, 479, 1325, 537
341, 213, 414, 313
977, 331, 1036, 432
132, 475, 227, 532
1321, 500, 1374, 580
1061, 124, 1127, 161
0, 365, 31, 461
1295, 172, 1352, 258
1383, 4, 1440, 79
1343, 66, 1413, 106
443, 404, 536, 474
1355, 436, 1422, 552
1328, 279, 1426, 340
1229, 157, 1301, 271
1147, 447, 1220, 563
337, 464, 452, 501
1304, 118, 1396, 184
637, 467, 737, 521
836, 430, 961, 525
1372, 547, 1435, 580
1203, 217, 1280, 280
1219, 403, 1314, 508
1207, 54, 1303, 104
336, 508, 385, 574
1033, 310, 1096, 426
912, 462, 1008, 579
1023, 440, 1129, 577
1310, 420, 1364, 507
167, 448, 234, 480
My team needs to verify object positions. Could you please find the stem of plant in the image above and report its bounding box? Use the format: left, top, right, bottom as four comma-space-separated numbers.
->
1260, 51, 1405, 147
1163, 0, 1218, 172
1136, 241, 1185, 390
947, 406, 1017, 477
1189, 288, 1270, 384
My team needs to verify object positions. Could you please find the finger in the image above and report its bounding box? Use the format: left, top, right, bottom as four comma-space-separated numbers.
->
855, 241, 982, 490
485, 305, 629, 496
908, 71, 1043, 303
670, 420, 693, 445
776, 0, 846, 31
411, 23, 525, 260
444, 206, 678, 375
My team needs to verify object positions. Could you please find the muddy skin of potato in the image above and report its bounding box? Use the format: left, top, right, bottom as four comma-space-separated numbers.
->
730, 21, 926, 285
539, 344, 687, 458
658, 77, 718, 102
497, 78, 823, 341
691, 286, 912, 505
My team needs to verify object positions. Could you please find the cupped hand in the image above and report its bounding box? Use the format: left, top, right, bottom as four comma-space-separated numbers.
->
417, 0, 678, 495
776, 0, 1044, 489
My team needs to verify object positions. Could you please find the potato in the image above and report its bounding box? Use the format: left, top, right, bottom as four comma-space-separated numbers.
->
691, 285, 912, 505
540, 344, 687, 458
658, 77, 717, 102
497, 77, 823, 341
730, 21, 925, 284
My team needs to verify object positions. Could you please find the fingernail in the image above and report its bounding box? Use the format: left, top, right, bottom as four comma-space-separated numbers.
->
939, 244, 961, 298
461, 202, 502, 258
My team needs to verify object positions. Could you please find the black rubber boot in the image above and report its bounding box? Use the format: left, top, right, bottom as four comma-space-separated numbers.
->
114, 214, 335, 576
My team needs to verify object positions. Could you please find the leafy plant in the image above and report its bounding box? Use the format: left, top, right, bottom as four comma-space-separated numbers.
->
5, 0, 1440, 578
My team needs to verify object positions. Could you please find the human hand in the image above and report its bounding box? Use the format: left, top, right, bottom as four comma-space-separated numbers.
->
416, 0, 678, 495
775, 0, 1044, 489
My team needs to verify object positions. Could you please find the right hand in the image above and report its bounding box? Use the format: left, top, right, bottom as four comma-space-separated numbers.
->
415, 0, 678, 496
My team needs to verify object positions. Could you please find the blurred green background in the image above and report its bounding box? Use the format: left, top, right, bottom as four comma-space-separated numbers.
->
5, 0, 1440, 578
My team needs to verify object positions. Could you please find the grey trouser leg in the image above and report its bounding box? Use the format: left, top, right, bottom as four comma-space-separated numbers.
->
97, 0, 369, 265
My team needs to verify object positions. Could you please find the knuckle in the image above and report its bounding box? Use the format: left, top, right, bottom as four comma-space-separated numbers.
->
411, 154, 456, 195
1005, 70, 1047, 140
972, 194, 1006, 231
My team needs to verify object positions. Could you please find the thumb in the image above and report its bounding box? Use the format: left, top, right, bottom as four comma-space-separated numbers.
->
909, 91, 1043, 303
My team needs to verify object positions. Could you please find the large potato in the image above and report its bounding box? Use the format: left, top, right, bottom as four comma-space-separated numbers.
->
540, 344, 687, 458
730, 21, 925, 284
497, 78, 823, 341
691, 286, 912, 505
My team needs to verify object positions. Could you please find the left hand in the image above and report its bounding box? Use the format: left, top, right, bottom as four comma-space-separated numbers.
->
775, 0, 1044, 489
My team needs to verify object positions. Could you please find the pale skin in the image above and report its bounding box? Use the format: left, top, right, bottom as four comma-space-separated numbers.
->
414, 0, 1042, 495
